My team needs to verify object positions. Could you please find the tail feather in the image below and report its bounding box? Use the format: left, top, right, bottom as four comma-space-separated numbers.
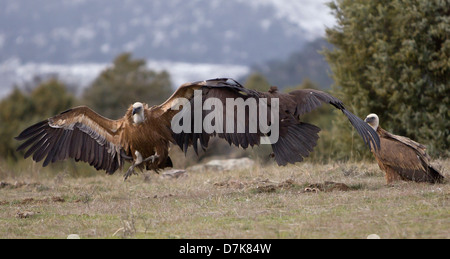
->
428, 165, 444, 183
393, 165, 444, 183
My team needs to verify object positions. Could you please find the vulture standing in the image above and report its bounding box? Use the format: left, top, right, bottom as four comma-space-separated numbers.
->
15, 78, 380, 180
364, 113, 444, 184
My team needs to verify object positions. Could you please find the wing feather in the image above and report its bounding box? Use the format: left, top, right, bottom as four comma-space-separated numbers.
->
376, 138, 423, 170
158, 78, 259, 113
374, 130, 444, 183
166, 82, 263, 154
288, 89, 380, 151
380, 129, 430, 163
154, 78, 380, 166
16, 106, 126, 174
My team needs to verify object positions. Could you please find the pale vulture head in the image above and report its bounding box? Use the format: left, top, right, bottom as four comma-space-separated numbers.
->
132, 102, 145, 124
364, 113, 379, 131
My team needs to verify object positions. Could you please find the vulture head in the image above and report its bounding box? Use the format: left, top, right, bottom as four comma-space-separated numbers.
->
364, 113, 379, 131
132, 102, 145, 124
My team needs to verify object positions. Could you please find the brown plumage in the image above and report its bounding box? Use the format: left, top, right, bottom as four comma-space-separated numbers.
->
364, 114, 444, 184
15, 78, 380, 180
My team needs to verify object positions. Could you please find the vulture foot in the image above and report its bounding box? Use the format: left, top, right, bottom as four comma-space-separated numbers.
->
123, 154, 159, 181
123, 164, 138, 181
142, 153, 159, 164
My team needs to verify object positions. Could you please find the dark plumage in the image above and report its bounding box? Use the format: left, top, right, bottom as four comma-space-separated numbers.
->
16, 78, 380, 180
365, 113, 444, 184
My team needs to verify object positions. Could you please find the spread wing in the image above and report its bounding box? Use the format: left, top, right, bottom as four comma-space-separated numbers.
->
288, 89, 380, 152
155, 78, 380, 166
157, 78, 263, 154
15, 106, 127, 174
158, 78, 259, 113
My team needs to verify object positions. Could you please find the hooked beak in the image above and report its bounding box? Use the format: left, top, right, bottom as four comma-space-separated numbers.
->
132, 108, 138, 115
364, 117, 372, 123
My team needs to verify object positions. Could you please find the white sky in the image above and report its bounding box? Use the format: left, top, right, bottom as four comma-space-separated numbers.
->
243, 0, 336, 39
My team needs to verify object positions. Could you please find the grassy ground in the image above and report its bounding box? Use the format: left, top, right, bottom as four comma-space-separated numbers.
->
0, 159, 448, 239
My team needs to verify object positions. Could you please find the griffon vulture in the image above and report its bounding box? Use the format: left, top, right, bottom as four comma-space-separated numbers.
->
15, 78, 380, 180
365, 113, 444, 184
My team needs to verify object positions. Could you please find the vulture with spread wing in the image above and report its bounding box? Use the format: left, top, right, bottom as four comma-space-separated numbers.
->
16, 78, 379, 180
365, 113, 444, 184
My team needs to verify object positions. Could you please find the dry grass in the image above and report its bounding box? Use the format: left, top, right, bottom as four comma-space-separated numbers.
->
0, 159, 448, 239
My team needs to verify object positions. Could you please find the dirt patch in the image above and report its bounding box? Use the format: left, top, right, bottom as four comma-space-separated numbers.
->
214, 179, 247, 189
214, 178, 295, 191
277, 179, 297, 188
255, 179, 299, 193
303, 182, 351, 193
214, 178, 352, 194
255, 185, 277, 193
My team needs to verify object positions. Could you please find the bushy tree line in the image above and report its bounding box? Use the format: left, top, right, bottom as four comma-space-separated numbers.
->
0, 79, 75, 160
83, 53, 172, 119
323, 0, 449, 158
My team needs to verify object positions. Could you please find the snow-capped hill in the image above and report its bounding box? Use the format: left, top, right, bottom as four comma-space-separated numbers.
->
0, 0, 333, 65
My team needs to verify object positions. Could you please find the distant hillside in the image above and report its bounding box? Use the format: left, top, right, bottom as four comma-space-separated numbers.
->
0, 0, 320, 65
245, 38, 334, 90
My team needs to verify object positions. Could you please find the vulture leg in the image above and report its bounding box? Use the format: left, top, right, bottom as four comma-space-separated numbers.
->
142, 152, 159, 164
385, 166, 403, 184
123, 163, 138, 181
120, 150, 133, 161
123, 153, 159, 181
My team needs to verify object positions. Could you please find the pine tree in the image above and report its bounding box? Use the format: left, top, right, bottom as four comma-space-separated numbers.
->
83, 53, 173, 119
0, 80, 75, 160
324, 0, 449, 158
243, 73, 272, 92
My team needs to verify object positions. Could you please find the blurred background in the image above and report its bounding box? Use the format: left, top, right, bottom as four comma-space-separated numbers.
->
0, 0, 448, 177
0, 0, 334, 95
